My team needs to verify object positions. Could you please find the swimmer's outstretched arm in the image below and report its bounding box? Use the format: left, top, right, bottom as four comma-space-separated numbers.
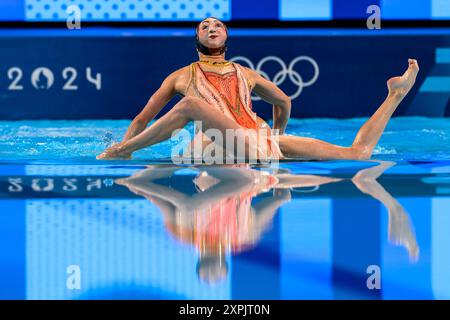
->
121, 70, 181, 142
245, 68, 291, 135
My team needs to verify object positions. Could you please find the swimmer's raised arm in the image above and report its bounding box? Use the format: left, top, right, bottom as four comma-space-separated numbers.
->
245, 67, 291, 135
122, 67, 188, 142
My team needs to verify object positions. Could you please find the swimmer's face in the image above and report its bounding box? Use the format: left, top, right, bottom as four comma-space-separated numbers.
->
196, 18, 228, 49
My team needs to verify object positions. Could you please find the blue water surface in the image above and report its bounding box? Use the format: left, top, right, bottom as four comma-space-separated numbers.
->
0, 117, 448, 161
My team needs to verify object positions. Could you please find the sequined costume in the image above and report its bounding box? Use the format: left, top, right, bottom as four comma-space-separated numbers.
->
185, 61, 283, 160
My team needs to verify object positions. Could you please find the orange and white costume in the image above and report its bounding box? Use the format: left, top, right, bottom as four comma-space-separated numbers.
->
184, 61, 283, 160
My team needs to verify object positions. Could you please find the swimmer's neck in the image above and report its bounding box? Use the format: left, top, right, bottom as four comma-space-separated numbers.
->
198, 52, 227, 63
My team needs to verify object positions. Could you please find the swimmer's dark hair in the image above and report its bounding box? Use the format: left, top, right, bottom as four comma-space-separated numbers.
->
196, 255, 229, 284
195, 17, 228, 56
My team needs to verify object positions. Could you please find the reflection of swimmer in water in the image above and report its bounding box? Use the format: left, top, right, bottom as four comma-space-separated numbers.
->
352, 161, 419, 261
116, 161, 419, 283
116, 165, 341, 284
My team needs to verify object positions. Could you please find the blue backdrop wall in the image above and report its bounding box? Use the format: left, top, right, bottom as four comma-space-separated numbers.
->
0, 28, 449, 120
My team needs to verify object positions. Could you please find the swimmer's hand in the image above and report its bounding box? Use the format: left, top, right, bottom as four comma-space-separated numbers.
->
96, 143, 132, 160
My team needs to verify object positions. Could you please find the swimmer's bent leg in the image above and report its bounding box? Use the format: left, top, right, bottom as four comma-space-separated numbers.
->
102, 96, 254, 159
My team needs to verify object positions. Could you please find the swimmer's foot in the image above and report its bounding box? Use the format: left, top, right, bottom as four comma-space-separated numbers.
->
387, 59, 419, 98
96, 143, 132, 160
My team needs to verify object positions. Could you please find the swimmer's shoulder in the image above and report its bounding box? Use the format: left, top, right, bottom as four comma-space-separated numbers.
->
231, 62, 258, 89
164, 65, 191, 96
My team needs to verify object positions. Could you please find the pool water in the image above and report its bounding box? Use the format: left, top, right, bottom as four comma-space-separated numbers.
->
0, 117, 449, 300
0, 117, 449, 161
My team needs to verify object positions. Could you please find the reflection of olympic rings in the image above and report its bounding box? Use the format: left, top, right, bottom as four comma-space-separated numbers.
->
230, 55, 319, 101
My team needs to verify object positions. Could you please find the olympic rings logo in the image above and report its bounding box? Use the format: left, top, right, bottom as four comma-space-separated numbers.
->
229, 56, 320, 100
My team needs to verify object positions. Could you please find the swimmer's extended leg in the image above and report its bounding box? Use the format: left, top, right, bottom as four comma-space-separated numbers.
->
352, 161, 419, 260
279, 59, 419, 160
